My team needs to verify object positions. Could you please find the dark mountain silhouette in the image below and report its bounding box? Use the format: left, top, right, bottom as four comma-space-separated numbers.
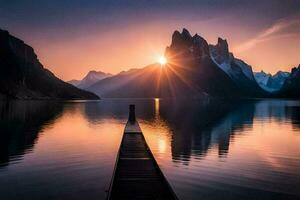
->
279, 65, 300, 98
0, 29, 99, 100
164, 29, 241, 97
68, 70, 112, 89
88, 63, 203, 98
88, 28, 260, 98
209, 38, 265, 96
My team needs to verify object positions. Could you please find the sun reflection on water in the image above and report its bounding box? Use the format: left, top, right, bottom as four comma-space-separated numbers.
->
154, 98, 160, 116
1, 100, 300, 200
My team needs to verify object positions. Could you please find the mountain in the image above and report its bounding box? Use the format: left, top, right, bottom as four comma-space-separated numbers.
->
254, 71, 290, 92
279, 65, 300, 98
88, 63, 215, 98
209, 38, 264, 96
164, 29, 241, 97
88, 65, 171, 98
254, 71, 271, 91
88, 29, 247, 98
68, 70, 112, 89
68, 79, 81, 86
0, 29, 99, 100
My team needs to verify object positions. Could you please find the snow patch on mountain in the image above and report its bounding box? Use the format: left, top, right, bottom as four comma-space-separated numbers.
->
209, 38, 256, 83
234, 59, 255, 81
210, 56, 231, 76
255, 71, 270, 86
254, 71, 290, 92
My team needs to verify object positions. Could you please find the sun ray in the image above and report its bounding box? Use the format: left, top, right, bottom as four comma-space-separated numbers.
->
158, 56, 167, 65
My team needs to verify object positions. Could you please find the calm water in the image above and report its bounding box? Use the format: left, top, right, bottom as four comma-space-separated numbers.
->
0, 99, 300, 200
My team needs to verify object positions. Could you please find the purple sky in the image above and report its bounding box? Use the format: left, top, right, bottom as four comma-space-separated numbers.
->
1, 0, 300, 80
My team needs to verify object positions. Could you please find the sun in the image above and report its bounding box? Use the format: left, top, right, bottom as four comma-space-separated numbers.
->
158, 56, 167, 65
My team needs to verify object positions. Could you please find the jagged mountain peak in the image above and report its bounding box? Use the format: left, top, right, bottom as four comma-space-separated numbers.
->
260, 70, 267, 74
208, 34, 263, 94
171, 30, 181, 40
291, 64, 300, 77
171, 29, 207, 46
85, 28, 267, 98
273, 70, 290, 78
216, 37, 229, 56
192, 34, 208, 46
181, 28, 192, 39
209, 37, 231, 64
191, 34, 210, 57
171, 29, 193, 49
254, 69, 291, 92
217, 37, 228, 49
192, 33, 203, 40
257, 70, 271, 76
279, 64, 300, 98
217, 37, 227, 43
168, 28, 210, 60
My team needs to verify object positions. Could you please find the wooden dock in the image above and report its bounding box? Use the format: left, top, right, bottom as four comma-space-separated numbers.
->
107, 105, 178, 200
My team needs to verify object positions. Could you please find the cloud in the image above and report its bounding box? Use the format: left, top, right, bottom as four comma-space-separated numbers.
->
235, 17, 300, 53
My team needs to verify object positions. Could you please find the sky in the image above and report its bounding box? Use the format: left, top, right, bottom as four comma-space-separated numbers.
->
1, 0, 300, 80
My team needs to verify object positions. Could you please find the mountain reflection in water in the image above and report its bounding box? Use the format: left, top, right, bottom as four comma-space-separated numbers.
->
0, 99, 299, 200
0, 101, 63, 167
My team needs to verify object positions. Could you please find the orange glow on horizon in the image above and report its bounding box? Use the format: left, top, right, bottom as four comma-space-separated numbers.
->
28, 21, 300, 81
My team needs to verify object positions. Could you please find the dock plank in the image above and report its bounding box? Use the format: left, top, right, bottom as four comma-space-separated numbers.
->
108, 118, 178, 200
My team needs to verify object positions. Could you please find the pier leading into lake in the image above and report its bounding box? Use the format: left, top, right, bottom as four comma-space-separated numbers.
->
108, 105, 178, 200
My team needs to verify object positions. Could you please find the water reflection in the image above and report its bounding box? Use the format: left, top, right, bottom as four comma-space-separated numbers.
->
149, 99, 300, 165
153, 99, 300, 200
168, 100, 255, 162
83, 99, 157, 123
154, 98, 160, 116
0, 101, 63, 167
3, 99, 300, 169
0, 99, 299, 200
0, 101, 123, 200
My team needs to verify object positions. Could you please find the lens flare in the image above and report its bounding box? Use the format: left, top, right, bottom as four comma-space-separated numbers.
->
158, 56, 167, 65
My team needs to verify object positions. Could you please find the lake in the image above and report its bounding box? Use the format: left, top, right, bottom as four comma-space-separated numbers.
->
0, 99, 299, 200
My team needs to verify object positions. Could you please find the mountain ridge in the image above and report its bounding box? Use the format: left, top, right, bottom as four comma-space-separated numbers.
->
68, 70, 112, 89
87, 28, 298, 99
0, 29, 99, 100
87, 28, 251, 98
279, 65, 300, 98
209, 37, 265, 96
254, 70, 290, 92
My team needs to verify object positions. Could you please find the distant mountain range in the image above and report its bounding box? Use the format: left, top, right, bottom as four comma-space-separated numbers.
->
0, 29, 99, 100
78, 29, 300, 99
87, 29, 244, 98
254, 71, 290, 92
84, 29, 268, 98
68, 70, 112, 89
2, 27, 299, 100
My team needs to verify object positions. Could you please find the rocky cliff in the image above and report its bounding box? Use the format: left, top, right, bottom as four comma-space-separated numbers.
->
279, 65, 300, 98
0, 29, 99, 100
